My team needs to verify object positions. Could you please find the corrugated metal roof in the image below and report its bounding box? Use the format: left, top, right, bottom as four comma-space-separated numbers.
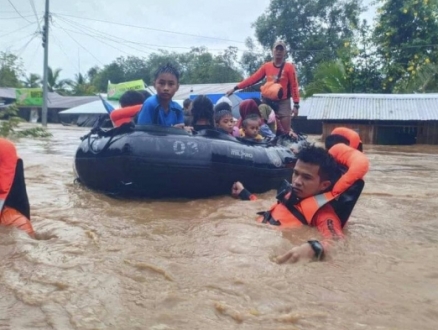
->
0, 87, 99, 109
175, 83, 238, 99
302, 94, 438, 121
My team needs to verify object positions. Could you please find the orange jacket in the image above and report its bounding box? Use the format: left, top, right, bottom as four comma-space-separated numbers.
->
237, 62, 300, 103
329, 143, 369, 195
257, 191, 344, 240
0, 138, 34, 236
110, 104, 142, 127
0, 138, 18, 210
331, 127, 362, 150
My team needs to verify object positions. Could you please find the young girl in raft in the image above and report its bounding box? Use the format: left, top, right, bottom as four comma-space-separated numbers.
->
214, 110, 235, 135
238, 99, 276, 139
214, 101, 240, 137
190, 95, 215, 131
252, 97, 277, 135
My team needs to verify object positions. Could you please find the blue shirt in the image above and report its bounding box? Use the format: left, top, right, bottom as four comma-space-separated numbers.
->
137, 95, 184, 126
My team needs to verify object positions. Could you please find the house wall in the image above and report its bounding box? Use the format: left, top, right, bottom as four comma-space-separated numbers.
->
322, 122, 375, 144
323, 120, 438, 145
418, 121, 438, 144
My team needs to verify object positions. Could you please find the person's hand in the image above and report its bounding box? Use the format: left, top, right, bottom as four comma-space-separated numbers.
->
231, 181, 244, 198
173, 123, 185, 129
183, 126, 194, 133
292, 105, 299, 117
274, 243, 315, 264
226, 88, 235, 96
288, 130, 298, 139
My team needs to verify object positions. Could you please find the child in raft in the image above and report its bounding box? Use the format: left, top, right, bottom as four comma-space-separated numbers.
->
214, 110, 235, 135
136, 63, 184, 128
241, 114, 263, 141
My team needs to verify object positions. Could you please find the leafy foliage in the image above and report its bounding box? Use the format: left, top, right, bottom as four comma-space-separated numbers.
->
253, 0, 364, 85
373, 0, 438, 92
0, 105, 52, 138
0, 52, 24, 88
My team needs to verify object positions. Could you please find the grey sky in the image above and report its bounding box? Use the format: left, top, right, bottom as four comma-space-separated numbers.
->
1, 0, 376, 80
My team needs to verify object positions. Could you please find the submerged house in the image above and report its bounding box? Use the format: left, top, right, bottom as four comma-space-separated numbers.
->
301, 93, 438, 145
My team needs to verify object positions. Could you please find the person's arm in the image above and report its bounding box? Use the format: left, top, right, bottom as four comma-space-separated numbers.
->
136, 98, 154, 125
288, 64, 300, 115
275, 205, 344, 264
0, 138, 18, 210
329, 144, 370, 195
226, 64, 267, 95
173, 108, 185, 128
231, 181, 258, 201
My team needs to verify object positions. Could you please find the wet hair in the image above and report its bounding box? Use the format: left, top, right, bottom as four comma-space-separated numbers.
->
119, 90, 146, 108
251, 97, 262, 106
183, 98, 192, 109
214, 102, 232, 112
214, 110, 233, 123
242, 114, 261, 128
192, 95, 214, 126
325, 134, 350, 150
154, 63, 180, 82
139, 90, 152, 100
296, 144, 340, 184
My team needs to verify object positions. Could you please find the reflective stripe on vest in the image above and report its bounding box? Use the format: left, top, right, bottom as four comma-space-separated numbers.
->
257, 192, 335, 228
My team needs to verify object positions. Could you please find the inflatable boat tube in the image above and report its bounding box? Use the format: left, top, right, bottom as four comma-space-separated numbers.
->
74, 125, 297, 198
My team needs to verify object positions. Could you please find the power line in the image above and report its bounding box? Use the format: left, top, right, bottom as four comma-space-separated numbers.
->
0, 23, 36, 38
0, 14, 36, 20
51, 31, 80, 72
53, 12, 246, 44
54, 16, 155, 55
55, 24, 105, 66
28, 0, 41, 31
6, 0, 34, 23
16, 34, 38, 59
56, 15, 246, 53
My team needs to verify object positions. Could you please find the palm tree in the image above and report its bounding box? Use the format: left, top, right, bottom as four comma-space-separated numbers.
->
21, 73, 41, 88
47, 67, 72, 94
304, 60, 351, 98
398, 63, 438, 93
71, 73, 96, 96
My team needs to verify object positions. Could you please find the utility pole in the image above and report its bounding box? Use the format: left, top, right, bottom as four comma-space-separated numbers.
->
41, 0, 50, 127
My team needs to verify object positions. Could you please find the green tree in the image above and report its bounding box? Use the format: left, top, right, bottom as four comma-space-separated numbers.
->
21, 73, 41, 88
240, 37, 268, 76
398, 63, 438, 93
71, 73, 96, 96
253, 0, 363, 85
373, 0, 438, 92
304, 60, 350, 97
0, 52, 24, 87
47, 67, 72, 94
336, 20, 385, 93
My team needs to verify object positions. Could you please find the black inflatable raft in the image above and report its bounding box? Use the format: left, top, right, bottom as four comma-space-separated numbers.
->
74, 125, 298, 198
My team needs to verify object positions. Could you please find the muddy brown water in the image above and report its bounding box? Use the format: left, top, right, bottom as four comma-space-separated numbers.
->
1, 125, 438, 330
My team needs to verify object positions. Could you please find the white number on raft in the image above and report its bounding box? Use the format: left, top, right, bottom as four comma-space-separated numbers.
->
173, 141, 186, 155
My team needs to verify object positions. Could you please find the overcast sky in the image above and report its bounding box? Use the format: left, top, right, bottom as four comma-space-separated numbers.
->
1, 0, 376, 81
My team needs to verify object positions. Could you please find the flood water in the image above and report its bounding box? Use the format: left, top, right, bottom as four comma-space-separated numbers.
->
1, 125, 438, 330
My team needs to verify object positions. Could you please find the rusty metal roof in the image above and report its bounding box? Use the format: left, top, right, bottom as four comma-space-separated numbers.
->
302, 94, 438, 121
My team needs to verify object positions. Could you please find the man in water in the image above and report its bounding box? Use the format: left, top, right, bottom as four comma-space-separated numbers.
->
0, 138, 34, 237
232, 143, 367, 263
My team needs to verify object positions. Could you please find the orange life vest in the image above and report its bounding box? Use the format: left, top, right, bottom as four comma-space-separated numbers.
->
0, 138, 34, 236
257, 143, 369, 228
331, 127, 362, 150
110, 104, 142, 127
329, 143, 369, 195
257, 190, 338, 228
